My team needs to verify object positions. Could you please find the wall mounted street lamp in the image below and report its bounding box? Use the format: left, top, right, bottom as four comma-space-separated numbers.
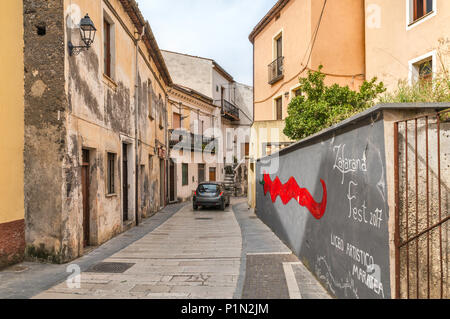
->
68, 14, 97, 56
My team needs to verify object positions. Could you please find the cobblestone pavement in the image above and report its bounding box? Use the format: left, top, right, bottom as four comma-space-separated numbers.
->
232, 200, 332, 299
33, 202, 242, 299
0, 202, 186, 299
1, 199, 331, 299
292, 263, 332, 299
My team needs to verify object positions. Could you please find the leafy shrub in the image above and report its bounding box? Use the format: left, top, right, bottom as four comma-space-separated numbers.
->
283, 66, 386, 140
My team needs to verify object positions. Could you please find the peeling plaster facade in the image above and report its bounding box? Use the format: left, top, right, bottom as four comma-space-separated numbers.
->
248, 0, 368, 208
167, 85, 220, 202
162, 50, 253, 188
23, 0, 171, 263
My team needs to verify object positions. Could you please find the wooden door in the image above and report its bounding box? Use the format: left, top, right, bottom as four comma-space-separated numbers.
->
169, 161, 175, 202
160, 159, 165, 207
122, 144, 128, 221
209, 167, 216, 182
81, 149, 90, 247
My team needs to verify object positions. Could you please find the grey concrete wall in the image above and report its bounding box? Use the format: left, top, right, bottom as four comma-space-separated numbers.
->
256, 113, 391, 299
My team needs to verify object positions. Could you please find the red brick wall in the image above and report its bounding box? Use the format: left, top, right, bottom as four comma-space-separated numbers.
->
0, 219, 25, 269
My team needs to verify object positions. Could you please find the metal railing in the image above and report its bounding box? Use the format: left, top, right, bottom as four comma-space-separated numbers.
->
169, 129, 216, 153
222, 99, 240, 120
213, 99, 240, 121
268, 56, 284, 84
394, 109, 449, 299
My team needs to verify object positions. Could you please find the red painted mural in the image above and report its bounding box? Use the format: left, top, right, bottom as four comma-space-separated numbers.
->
262, 173, 327, 220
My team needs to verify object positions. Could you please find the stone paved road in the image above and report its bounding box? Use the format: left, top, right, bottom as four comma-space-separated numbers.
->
0, 202, 186, 299
1, 199, 331, 299
33, 202, 242, 299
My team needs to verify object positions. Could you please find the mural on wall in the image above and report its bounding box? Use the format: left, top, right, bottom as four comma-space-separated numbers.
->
256, 115, 390, 299
261, 173, 327, 220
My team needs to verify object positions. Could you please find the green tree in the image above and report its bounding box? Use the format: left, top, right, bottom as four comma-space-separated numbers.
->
283, 66, 386, 140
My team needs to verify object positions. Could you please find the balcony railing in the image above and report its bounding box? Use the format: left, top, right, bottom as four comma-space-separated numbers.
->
222, 99, 240, 121
169, 129, 217, 153
268, 56, 284, 84
214, 99, 240, 121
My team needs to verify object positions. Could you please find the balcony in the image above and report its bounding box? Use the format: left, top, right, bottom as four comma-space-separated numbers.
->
214, 99, 240, 122
268, 56, 284, 85
169, 129, 217, 153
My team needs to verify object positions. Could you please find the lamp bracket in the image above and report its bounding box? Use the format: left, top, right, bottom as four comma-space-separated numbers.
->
68, 41, 90, 56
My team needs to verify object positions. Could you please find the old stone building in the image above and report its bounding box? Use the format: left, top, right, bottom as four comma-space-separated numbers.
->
23, 0, 172, 263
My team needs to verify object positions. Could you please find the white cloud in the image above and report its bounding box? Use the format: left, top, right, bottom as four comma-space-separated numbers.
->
136, 0, 276, 85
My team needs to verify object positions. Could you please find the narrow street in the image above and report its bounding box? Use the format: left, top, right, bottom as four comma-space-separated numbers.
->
0, 200, 330, 299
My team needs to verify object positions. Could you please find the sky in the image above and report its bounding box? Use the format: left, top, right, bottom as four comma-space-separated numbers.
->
136, 0, 276, 86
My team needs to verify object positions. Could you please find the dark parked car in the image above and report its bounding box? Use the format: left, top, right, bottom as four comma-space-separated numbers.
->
193, 182, 230, 211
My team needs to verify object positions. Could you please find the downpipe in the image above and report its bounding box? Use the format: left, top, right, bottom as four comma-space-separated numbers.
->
134, 25, 145, 226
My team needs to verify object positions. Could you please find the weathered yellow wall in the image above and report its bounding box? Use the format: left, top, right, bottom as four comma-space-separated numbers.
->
0, 0, 24, 224
248, 120, 293, 207
365, 0, 450, 91
253, 0, 366, 122
250, 0, 365, 207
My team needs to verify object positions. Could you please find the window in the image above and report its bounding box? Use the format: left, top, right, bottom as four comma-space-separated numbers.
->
245, 143, 250, 157
276, 35, 283, 60
159, 94, 164, 129
149, 155, 153, 174
265, 144, 273, 156
413, 0, 433, 22
148, 80, 154, 120
107, 153, 116, 195
408, 0, 435, 27
275, 97, 282, 120
410, 52, 436, 84
198, 184, 219, 194
269, 32, 284, 84
173, 112, 181, 129
418, 59, 433, 81
182, 163, 188, 186
198, 164, 205, 183
103, 19, 112, 78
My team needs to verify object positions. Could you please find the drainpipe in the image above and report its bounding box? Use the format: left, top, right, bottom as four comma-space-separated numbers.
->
165, 93, 169, 206
135, 25, 145, 226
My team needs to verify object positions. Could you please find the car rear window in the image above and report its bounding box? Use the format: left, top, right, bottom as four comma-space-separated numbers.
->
198, 184, 219, 193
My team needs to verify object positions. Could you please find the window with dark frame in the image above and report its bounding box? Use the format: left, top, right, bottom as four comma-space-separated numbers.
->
182, 163, 188, 186
418, 58, 433, 82
148, 80, 154, 120
159, 94, 163, 129
413, 0, 433, 22
103, 19, 111, 78
107, 153, 116, 195
275, 97, 282, 120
